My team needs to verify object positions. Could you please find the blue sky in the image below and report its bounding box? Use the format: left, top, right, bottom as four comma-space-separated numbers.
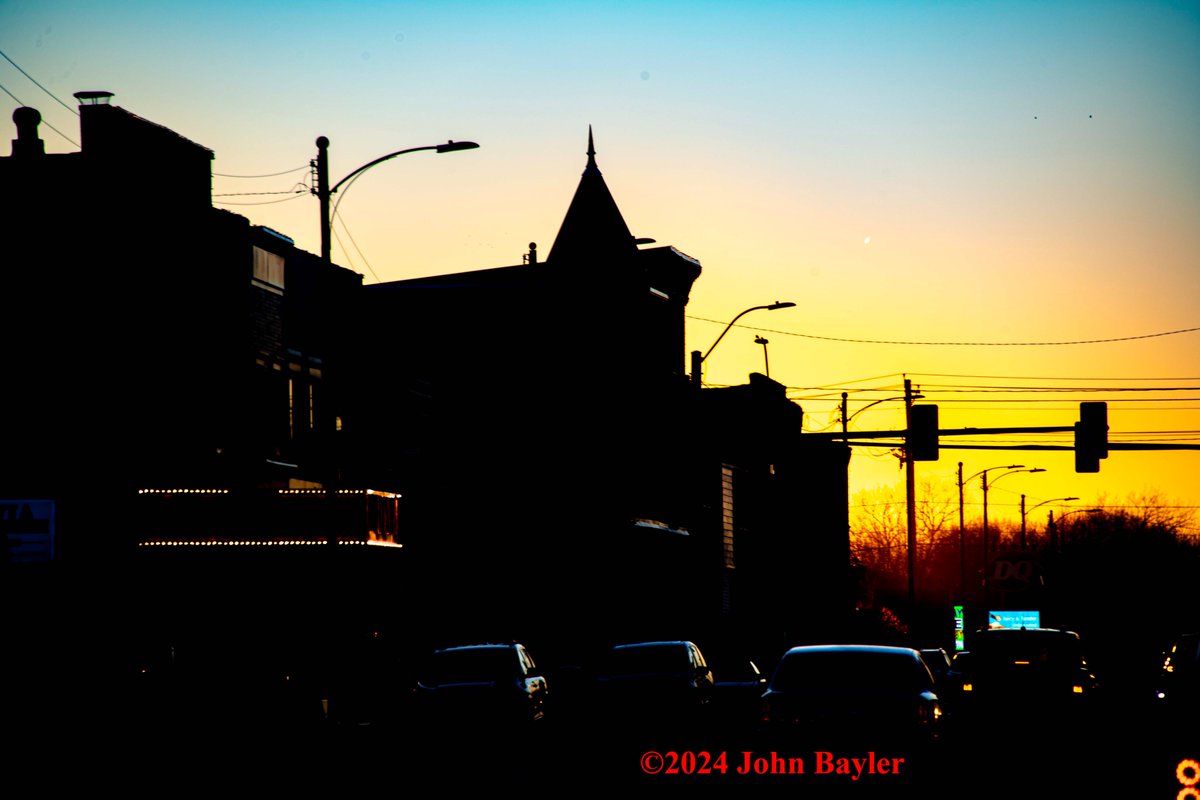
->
4, 0, 1199, 526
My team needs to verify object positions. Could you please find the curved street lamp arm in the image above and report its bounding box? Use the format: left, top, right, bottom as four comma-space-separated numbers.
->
702, 306, 766, 362
315, 137, 478, 263
843, 394, 924, 428
988, 467, 1045, 489
329, 145, 442, 195
963, 464, 1024, 486
1026, 496, 1079, 517
700, 301, 796, 363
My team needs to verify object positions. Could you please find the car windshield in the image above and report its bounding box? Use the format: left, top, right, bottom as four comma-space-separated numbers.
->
971, 632, 1084, 671
605, 644, 688, 676
771, 651, 930, 694
425, 648, 517, 685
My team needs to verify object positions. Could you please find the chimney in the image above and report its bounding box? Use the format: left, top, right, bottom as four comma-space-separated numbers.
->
73, 90, 114, 106
11, 107, 45, 158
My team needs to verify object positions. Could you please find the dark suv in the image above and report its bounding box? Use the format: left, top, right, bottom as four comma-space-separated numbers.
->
594, 640, 714, 726
759, 644, 943, 748
414, 642, 549, 727
945, 627, 1097, 720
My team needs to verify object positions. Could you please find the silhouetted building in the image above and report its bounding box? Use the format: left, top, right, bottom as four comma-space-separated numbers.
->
2, 96, 853, 658
1, 93, 363, 563
351, 130, 851, 652
691, 373, 853, 652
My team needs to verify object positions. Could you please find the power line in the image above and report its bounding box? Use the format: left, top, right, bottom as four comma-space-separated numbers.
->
686, 315, 1200, 346
333, 213, 381, 283
788, 373, 906, 389
213, 193, 307, 207
916, 384, 1200, 393
0, 48, 78, 116
214, 165, 307, 179
212, 187, 307, 197
910, 372, 1200, 382
883, 397, 1200, 403
1, 81, 79, 147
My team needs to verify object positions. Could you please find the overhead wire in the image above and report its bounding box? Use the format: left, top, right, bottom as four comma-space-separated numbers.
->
686, 315, 1200, 346
909, 372, 1200, 382
333, 213, 381, 283
0, 48, 78, 116
0, 80, 79, 147
213, 193, 308, 207
214, 165, 308, 179
213, 187, 308, 197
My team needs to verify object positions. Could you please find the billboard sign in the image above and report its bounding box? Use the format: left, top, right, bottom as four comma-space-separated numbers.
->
2, 500, 55, 563
988, 610, 1041, 629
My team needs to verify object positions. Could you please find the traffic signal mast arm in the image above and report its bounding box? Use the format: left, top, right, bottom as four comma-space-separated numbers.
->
811, 402, 1133, 472
812, 424, 1077, 439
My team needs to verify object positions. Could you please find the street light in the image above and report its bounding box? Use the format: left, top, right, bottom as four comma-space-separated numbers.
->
1048, 507, 1102, 552
1020, 495, 1078, 549
957, 463, 1035, 595
981, 467, 1044, 562
839, 393, 923, 438
754, 336, 770, 377
313, 135, 480, 263
690, 302, 795, 386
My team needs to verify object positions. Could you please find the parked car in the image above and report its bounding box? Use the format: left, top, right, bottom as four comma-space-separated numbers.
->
413, 642, 549, 728
593, 640, 714, 727
943, 627, 1098, 722
759, 644, 943, 748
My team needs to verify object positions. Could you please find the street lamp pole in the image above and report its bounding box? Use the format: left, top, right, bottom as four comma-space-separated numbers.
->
982, 467, 1045, 563
755, 336, 770, 378
690, 301, 795, 387
959, 463, 1028, 593
313, 135, 479, 263
1021, 496, 1079, 548
1049, 507, 1102, 551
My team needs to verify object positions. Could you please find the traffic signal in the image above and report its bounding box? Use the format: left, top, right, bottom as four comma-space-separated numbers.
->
1074, 401, 1108, 473
908, 404, 939, 461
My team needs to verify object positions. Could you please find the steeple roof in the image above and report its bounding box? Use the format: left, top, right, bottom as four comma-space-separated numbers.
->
546, 127, 638, 266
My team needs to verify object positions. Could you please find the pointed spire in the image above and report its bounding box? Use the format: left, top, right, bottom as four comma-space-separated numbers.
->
547, 127, 637, 266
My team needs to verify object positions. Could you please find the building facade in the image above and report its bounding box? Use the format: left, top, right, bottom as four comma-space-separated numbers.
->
1, 94, 364, 564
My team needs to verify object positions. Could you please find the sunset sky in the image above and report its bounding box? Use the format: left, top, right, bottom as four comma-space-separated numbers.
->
3, 0, 1198, 534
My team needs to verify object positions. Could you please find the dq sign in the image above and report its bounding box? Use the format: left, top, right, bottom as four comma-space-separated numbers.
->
988, 551, 1041, 593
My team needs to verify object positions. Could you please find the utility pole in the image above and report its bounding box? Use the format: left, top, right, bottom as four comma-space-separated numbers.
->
905, 377, 917, 605
315, 136, 332, 262
1020, 494, 1027, 549
958, 461, 965, 601
981, 471, 990, 568
841, 392, 849, 440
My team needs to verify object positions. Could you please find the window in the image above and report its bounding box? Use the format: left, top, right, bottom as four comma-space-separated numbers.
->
252, 246, 285, 291
721, 464, 735, 569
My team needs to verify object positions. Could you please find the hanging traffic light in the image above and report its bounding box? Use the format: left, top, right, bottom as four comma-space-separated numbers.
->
1074, 401, 1108, 473
908, 404, 939, 461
